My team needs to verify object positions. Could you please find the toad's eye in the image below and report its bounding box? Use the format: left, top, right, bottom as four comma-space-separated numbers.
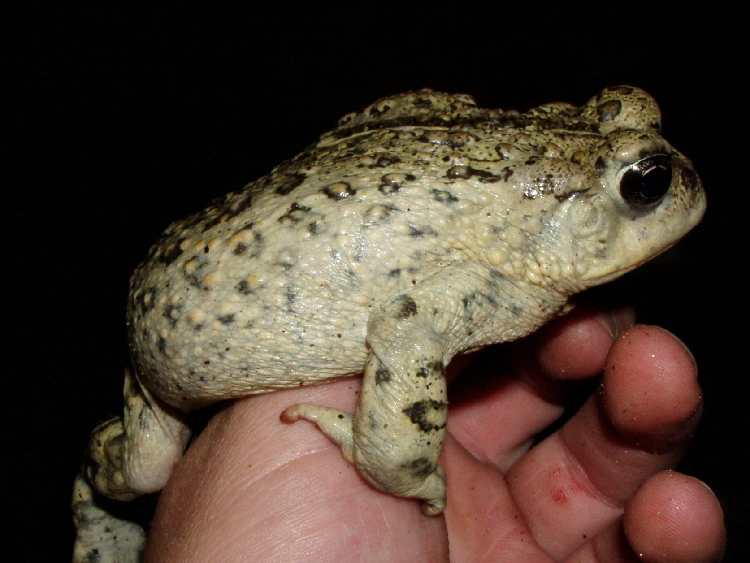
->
620, 154, 673, 210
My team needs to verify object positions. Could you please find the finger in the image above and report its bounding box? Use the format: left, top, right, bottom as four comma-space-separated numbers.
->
563, 471, 725, 562
532, 306, 636, 382
505, 325, 701, 559
447, 307, 633, 470
442, 434, 555, 562
623, 471, 725, 562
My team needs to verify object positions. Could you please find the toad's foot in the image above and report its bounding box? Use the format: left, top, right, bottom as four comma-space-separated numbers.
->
72, 473, 145, 563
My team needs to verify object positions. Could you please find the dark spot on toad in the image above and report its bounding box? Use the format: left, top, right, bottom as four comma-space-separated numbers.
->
201, 192, 256, 231
278, 202, 312, 224
236, 280, 253, 295
322, 182, 357, 200
137, 288, 158, 313
371, 155, 401, 168
402, 457, 435, 479
463, 291, 498, 310
379, 173, 415, 194
598, 100, 622, 122
378, 182, 399, 195
375, 363, 392, 384
408, 224, 437, 237
159, 239, 185, 265
500, 167, 514, 181
163, 303, 183, 328
217, 314, 235, 325
275, 172, 306, 195
420, 130, 477, 148
416, 359, 443, 378
363, 203, 398, 225
307, 221, 321, 235
446, 165, 502, 183
570, 151, 587, 166
233, 228, 263, 256
446, 165, 471, 179
402, 400, 447, 433
228, 193, 254, 215
286, 289, 296, 304
367, 102, 392, 117
431, 189, 459, 204
395, 295, 418, 318
200, 215, 224, 232
547, 115, 566, 129
183, 256, 210, 289
507, 303, 523, 316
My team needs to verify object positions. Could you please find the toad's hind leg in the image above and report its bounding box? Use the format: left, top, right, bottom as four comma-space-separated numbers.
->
72, 368, 190, 563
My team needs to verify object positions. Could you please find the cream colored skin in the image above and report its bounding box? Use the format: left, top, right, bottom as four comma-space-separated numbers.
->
73, 87, 705, 561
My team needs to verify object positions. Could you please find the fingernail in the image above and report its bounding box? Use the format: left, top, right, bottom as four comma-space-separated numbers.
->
596, 306, 636, 339
597, 312, 619, 339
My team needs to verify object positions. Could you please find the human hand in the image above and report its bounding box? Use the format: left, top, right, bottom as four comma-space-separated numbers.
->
145, 309, 725, 561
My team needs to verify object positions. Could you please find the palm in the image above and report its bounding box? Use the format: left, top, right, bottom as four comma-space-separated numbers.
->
145, 310, 724, 561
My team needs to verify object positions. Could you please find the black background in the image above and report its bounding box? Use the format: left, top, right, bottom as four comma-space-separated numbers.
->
11, 3, 747, 560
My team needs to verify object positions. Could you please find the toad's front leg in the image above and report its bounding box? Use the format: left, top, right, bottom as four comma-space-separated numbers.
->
284, 306, 448, 514
283, 266, 497, 515
355, 334, 448, 515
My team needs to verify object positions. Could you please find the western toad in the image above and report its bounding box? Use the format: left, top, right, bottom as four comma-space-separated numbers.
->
72, 86, 705, 561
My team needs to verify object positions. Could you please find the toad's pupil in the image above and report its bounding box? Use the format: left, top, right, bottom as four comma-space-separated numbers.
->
621, 155, 672, 209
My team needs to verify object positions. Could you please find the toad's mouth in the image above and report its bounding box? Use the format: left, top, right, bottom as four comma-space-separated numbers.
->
586, 239, 686, 287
